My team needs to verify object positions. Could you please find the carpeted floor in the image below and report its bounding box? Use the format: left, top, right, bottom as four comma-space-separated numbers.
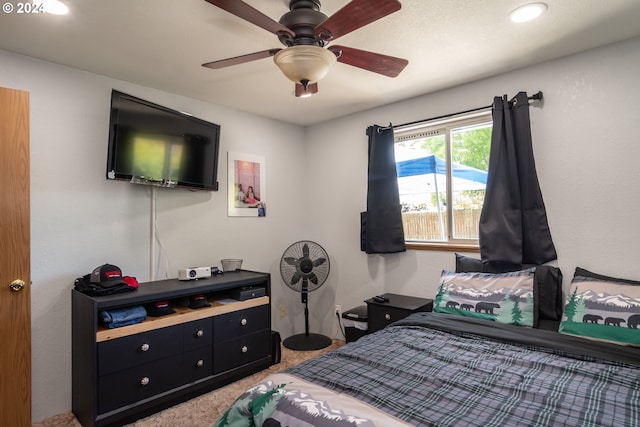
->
33, 339, 344, 427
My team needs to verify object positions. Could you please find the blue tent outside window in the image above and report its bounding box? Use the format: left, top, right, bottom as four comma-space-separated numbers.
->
395, 155, 488, 240
396, 154, 487, 183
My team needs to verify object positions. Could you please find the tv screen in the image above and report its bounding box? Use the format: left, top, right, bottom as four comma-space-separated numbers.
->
106, 90, 220, 191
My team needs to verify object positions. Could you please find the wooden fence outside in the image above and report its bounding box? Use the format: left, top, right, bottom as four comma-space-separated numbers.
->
402, 209, 482, 241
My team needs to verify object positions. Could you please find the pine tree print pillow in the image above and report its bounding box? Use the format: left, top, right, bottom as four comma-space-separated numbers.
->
559, 273, 640, 345
434, 270, 537, 327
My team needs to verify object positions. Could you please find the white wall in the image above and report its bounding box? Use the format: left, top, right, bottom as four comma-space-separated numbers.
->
2, 35, 640, 422
305, 36, 640, 336
0, 50, 308, 422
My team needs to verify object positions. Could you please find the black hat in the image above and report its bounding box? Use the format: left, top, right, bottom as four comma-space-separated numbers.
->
189, 294, 211, 309
90, 264, 127, 288
145, 300, 175, 317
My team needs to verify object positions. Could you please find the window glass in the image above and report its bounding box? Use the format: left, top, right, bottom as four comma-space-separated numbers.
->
395, 112, 492, 247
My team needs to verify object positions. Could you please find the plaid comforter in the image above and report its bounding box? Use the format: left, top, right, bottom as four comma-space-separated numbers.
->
286, 313, 640, 427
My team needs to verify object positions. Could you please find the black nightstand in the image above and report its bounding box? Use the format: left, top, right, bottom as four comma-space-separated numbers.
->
365, 293, 433, 333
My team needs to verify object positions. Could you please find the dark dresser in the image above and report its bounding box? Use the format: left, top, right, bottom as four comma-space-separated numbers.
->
72, 270, 271, 427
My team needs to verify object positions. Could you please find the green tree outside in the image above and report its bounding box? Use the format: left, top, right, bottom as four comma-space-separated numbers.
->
413, 126, 492, 170
452, 126, 491, 170
410, 126, 491, 211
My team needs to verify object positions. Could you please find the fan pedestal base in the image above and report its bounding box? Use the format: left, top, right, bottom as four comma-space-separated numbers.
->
283, 333, 332, 351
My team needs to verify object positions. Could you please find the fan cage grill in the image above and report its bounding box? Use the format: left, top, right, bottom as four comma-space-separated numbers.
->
280, 240, 330, 292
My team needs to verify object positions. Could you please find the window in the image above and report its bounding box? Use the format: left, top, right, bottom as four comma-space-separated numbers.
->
394, 111, 492, 250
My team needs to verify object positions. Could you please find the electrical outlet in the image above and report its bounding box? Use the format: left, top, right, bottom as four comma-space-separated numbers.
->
335, 304, 341, 317
279, 305, 287, 317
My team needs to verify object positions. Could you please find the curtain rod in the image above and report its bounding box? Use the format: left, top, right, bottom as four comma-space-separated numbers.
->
379, 91, 543, 132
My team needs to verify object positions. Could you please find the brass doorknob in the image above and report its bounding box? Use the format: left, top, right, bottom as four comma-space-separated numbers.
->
9, 279, 25, 292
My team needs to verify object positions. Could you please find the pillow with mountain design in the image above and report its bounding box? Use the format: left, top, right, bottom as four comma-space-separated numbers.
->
434, 269, 536, 327
559, 272, 640, 345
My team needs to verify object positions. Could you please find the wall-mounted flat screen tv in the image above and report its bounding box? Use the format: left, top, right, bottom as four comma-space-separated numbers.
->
107, 90, 220, 191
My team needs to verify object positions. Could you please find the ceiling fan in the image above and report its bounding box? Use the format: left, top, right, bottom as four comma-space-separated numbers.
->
202, 0, 409, 97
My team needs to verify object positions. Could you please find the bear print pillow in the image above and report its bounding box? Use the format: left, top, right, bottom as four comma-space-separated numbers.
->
434, 269, 536, 327
559, 272, 640, 345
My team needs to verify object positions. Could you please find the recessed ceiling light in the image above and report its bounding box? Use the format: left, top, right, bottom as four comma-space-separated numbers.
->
510, 2, 548, 23
42, 0, 69, 15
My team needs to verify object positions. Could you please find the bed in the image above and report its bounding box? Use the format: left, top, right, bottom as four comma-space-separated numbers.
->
215, 264, 640, 427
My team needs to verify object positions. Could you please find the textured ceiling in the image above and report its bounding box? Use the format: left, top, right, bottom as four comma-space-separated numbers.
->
1, 0, 640, 126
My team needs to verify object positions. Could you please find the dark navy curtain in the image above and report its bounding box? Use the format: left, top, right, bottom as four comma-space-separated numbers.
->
479, 92, 557, 265
360, 125, 406, 254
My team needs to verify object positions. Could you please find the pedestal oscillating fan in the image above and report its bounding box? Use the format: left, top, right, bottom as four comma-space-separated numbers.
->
280, 240, 331, 351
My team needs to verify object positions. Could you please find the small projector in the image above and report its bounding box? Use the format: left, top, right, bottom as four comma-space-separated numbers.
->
178, 267, 211, 281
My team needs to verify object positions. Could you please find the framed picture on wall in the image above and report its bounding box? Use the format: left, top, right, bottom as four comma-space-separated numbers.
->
228, 151, 266, 217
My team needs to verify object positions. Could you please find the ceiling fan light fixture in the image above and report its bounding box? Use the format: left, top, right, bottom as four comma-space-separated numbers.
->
274, 46, 337, 85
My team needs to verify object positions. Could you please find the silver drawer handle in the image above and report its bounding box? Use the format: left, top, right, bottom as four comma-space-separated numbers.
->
140, 343, 150, 352
385, 313, 391, 321
196, 359, 204, 368
196, 329, 204, 337
241, 345, 248, 353
140, 377, 150, 386
240, 318, 248, 326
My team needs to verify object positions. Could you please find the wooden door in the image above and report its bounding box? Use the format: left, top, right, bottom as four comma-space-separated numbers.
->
0, 87, 31, 426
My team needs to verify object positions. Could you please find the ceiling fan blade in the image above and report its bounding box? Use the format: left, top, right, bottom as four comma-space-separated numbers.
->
202, 49, 281, 69
295, 82, 318, 97
329, 45, 408, 77
204, 0, 294, 38
315, 0, 401, 41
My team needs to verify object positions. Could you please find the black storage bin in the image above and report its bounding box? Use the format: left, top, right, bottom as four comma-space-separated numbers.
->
271, 330, 281, 365
342, 305, 368, 343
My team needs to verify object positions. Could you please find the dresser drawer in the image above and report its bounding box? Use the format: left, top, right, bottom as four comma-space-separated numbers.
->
98, 326, 183, 376
97, 354, 182, 415
213, 305, 269, 342
213, 330, 270, 373
366, 294, 433, 334
183, 346, 213, 384
368, 305, 414, 331
182, 318, 213, 351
